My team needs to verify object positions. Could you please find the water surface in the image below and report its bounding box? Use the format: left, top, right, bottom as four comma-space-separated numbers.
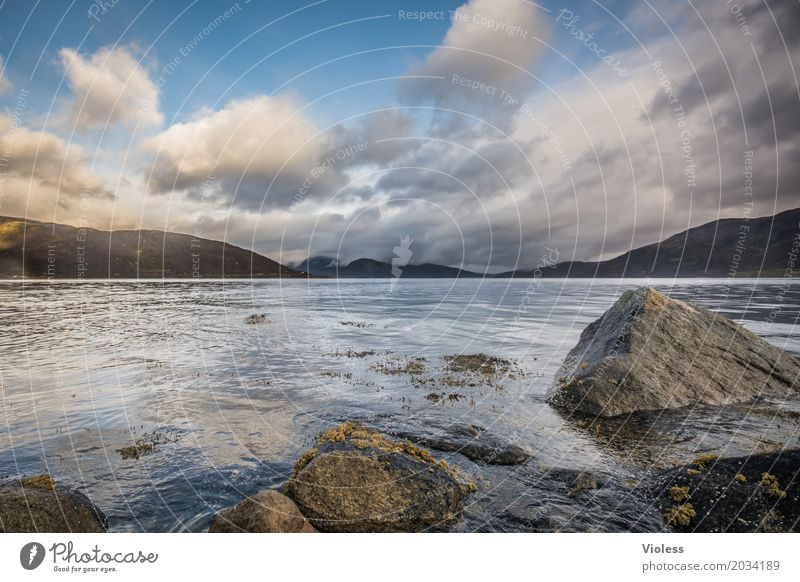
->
1, 278, 798, 532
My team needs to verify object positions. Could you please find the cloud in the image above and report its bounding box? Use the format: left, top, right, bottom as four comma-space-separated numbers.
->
258, 0, 800, 271
0, 115, 112, 217
8, 1, 797, 274
0, 56, 10, 95
400, 0, 551, 122
59, 46, 162, 130
142, 95, 330, 208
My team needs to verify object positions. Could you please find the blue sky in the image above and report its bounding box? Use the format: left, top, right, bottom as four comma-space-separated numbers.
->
0, 0, 796, 271
1, 0, 640, 123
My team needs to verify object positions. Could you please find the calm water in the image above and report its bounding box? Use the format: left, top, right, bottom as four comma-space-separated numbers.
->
1, 278, 798, 532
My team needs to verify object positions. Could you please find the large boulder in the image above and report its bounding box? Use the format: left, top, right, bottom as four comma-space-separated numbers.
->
209, 490, 316, 533
652, 449, 800, 532
285, 422, 474, 532
0, 475, 107, 533
547, 287, 800, 417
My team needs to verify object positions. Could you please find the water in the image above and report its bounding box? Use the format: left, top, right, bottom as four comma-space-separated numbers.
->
1, 278, 798, 532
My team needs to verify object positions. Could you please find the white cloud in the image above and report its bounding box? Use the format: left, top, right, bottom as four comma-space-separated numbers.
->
401, 0, 551, 120
142, 95, 330, 208
59, 46, 162, 130
0, 115, 111, 218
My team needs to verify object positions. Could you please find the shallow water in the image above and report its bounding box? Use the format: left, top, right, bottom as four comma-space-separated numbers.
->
0, 278, 798, 532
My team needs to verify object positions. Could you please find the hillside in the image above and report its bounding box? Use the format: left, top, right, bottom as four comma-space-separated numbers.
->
0, 217, 306, 279
502, 207, 799, 278
297, 207, 799, 279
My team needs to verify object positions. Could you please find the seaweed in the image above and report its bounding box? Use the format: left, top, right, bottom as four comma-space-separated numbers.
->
19, 473, 55, 490
691, 453, 719, 470
664, 502, 697, 526
116, 431, 176, 460
668, 485, 691, 503
760, 472, 787, 499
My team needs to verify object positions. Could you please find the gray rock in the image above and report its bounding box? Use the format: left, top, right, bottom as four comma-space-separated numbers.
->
547, 287, 800, 417
567, 472, 600, 496
244, 313, 269, 324
0, 477, 107, 533
397, 425, 530, 465
209, 490, 316, 533
285, 422, 473, 532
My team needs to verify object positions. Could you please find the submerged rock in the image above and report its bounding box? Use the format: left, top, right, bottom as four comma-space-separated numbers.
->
209, 490, 316, 533
567, 472, 600, 497
547, 287, 800, 417
0, 475, 107, 533
652, 449, 800, 532
285, 422, 474, 532
244, 313, 269, 324
396, 424, 530, 465
543, 468, 603, 496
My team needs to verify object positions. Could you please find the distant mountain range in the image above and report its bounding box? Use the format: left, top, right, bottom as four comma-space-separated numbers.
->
292, 256, 482, 278
294, 207, 799, 278
2, 207, 795, 279
0, 216, 306, 279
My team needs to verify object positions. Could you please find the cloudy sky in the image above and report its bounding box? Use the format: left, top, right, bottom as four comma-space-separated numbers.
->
0, 0, 797, 272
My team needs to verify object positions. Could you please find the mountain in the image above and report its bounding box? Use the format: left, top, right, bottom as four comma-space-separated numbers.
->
294, 255, 482, 278
297, 207, 799, 279
0, 216, 306, 279
502, 207, 799, 278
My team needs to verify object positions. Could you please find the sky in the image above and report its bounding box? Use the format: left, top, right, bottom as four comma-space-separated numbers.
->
0, 0, 798, 272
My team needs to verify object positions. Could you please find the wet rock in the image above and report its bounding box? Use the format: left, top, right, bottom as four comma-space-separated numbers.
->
544, 468, 603, 496
285, 422, 474, 532
479, 474, 664, 533
209, 490, 316, 533
567, 472, 600, 496
652, 449, 800, 532
244, 313, 269, 324
0, 475, 107, 533
396, 425, 530, 465
547, 287, 800, 417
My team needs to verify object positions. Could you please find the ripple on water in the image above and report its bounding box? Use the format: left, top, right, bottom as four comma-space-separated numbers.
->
0, 278, 798, 531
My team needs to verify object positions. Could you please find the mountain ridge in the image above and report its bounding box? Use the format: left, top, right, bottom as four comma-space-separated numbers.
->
0, 216, 307, 279
296, 207, 799, 278
2, 207, 796, 279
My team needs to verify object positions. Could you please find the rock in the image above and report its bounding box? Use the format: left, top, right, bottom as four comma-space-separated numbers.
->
652, 449, 800, 532
547, 287, 800, 417
209, 490, 317, 533
396, 425, 530, 465
567, 472, 600, 496
544, 468, 603, 496
244, 313, 269, 324
285, 422, 474, 532
0, 475, 107, 533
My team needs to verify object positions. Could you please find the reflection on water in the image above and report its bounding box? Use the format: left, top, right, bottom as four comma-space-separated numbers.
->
0, 278, 798, 532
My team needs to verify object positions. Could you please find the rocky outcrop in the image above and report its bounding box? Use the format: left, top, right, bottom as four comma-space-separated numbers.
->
396, 424, 530, 465
0, 475, 107, 533
285, 422, 474, 532
209, 490, 316, 533
652, 450, 800, 532
547, 287, 800, 417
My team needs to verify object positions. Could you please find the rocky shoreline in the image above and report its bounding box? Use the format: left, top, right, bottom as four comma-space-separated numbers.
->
2, 287, 798, 533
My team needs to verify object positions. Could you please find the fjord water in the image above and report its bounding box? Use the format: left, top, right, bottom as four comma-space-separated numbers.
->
1, 278, 798, 532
